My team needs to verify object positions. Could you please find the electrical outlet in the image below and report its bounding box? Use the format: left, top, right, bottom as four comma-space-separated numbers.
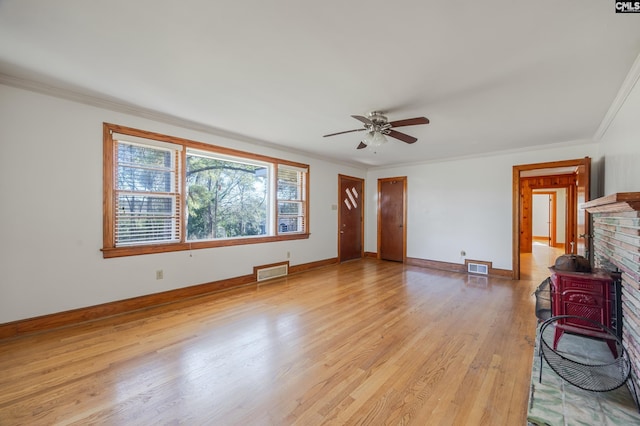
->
156, 269, 164, 280
287, 251, 291, 259
460, 250, 466, 257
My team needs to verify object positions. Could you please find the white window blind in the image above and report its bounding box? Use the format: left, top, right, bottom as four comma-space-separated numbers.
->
114, 139, 182, 246
277, 165, 306, 234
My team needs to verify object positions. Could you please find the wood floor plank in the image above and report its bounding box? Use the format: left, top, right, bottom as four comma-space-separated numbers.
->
0, 255, 553, 425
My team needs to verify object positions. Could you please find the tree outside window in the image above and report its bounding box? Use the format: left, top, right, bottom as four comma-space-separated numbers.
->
186, 151, 268, 240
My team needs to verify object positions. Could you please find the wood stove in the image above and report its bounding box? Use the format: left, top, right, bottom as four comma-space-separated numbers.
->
550, 268, 619, 357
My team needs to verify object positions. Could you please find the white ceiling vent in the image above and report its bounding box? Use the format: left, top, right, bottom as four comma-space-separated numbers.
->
256, 264, 288, 282
467, 262, 489, 275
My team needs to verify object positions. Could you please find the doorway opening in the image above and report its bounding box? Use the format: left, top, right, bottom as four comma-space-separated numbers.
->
525, 190, 566, 282
512, 157, 591, 280
532, 190, 566, 248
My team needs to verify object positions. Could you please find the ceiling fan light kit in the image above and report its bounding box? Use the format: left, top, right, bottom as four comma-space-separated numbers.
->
363, 130, 388, 147
323, 111, 429, 150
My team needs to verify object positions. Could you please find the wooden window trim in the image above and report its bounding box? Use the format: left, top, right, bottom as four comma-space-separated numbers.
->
275, 165, 309, 236
103, 123, 310, 258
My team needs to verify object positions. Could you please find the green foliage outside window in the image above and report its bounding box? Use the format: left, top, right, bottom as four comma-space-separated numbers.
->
186, 153, 268, 240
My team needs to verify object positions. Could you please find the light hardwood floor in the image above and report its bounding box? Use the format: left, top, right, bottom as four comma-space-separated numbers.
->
0, 253, 558, 425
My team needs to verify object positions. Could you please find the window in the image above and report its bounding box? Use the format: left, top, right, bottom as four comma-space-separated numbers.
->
277, 165, 307, 234
186, 149, 269, 240
115, 140, 181, 246
103, 123, 309, 258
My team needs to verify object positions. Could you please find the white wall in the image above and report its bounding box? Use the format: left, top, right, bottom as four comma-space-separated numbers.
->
365, 143, 598, 270
532, 194, 550, 238
0, 84, 365, 323
599, 72, 640, 194
532, 189, 567, 244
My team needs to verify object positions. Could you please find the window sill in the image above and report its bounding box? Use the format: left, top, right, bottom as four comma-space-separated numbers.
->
102, 233, 310, 258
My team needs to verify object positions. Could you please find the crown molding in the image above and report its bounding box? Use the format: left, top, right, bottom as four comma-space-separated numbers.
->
0, 72, 366, 170
367, 138, 596, 172
593, 52, 640, 141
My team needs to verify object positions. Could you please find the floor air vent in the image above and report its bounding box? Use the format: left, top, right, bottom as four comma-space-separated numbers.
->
467, 262, 489, 275
256, 264, 288, 282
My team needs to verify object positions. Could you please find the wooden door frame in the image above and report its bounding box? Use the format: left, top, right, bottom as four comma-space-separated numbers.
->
338, 174, 364, 262
512, 158, 590, 280
377, 176, 407, 262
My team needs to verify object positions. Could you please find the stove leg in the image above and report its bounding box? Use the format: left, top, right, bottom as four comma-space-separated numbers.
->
553, 326, 564, 350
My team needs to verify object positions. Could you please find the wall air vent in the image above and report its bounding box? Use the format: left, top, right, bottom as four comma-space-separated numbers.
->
467, 262, 489, 275
256, 264, 288, 282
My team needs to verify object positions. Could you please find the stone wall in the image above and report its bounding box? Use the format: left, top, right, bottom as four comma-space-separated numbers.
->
585, 193, 640, 399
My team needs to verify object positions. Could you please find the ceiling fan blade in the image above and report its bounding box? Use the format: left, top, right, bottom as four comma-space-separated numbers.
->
388, 117, 429, 128
387, 129, 418, 144
351, 115, 373, 125
356, 142, 367, 150
323, 128, 366, 137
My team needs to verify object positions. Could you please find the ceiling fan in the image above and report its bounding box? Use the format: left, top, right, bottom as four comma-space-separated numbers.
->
323, 111, 429, 149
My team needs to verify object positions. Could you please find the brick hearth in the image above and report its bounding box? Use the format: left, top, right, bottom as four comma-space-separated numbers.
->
584, 192, 640, 398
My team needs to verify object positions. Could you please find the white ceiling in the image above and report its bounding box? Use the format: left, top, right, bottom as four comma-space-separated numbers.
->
1, 0, 639, 168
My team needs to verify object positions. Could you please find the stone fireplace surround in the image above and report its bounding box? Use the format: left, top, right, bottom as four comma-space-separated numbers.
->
583, 192, 640, 398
